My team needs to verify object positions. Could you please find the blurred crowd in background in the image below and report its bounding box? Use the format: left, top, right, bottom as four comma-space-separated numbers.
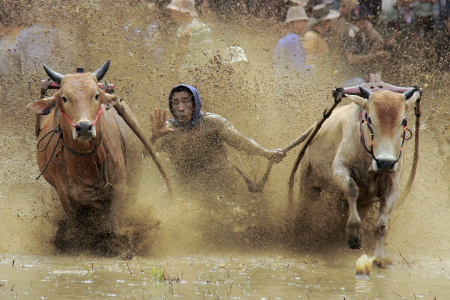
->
0, 0, 449, 83
154, 0, 450, 83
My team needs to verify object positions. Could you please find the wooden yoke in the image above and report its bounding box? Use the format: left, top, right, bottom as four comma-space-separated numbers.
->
334, 73, 421, 95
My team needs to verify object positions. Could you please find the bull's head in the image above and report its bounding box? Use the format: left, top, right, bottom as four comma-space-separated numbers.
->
27, 60, 119, 142
346, 87, 420, 173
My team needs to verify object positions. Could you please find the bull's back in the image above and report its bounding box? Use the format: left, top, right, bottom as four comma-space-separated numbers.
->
301, 104, 358, 187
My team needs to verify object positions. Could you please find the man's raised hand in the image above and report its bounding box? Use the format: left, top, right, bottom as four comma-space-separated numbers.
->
150, 108, 174, 141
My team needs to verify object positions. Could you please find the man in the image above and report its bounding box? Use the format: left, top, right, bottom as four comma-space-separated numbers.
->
340, 4, 390, 85
166, 0, 212, 81
434, 13, 450, 82
343, 5, 389, 66
150, 84, 286, 195
273, 6, 312, 78
303, 4, 341, 64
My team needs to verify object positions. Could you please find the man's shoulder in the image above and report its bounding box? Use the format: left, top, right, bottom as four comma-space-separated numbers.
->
201, 112, 231, 127
202, 112, 227, 122
279, 33, 299, 42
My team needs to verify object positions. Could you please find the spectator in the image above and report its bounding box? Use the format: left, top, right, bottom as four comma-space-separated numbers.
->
340, 5, 390, 84
167, 0, 213, 81
303, 4, 341, 63
434, 14, 450, 81
273, 6, 312, 78
395, 0, 437, 38
359, 0, 382, 17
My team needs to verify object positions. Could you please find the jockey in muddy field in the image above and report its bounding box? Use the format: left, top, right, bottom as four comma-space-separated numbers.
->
149, 84, 286, 199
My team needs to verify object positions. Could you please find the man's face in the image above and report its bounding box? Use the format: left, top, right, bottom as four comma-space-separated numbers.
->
171, 10, 191, 24
289, 20, 308, 35
314, 19, 332, 34
172, 90, 194, 124
339, 2, 349, 18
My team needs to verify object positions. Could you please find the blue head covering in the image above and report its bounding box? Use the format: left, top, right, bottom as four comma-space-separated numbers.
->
168, 84, 202, 129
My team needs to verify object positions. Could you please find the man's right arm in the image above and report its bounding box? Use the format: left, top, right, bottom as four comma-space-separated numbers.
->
150, 108, 174, 144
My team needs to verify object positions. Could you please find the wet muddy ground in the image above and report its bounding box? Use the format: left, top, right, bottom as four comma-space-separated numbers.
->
0, 0, 449, 298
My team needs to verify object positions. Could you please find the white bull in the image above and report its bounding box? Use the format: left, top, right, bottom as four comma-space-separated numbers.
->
296, 87, 420, 259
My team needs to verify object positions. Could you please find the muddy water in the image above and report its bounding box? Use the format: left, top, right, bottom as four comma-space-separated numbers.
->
0, 0, 449, 299
1, 253, 448, 299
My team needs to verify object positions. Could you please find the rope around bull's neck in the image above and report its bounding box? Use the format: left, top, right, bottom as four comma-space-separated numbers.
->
36, 125, 63, 180
35, 122, 102, 180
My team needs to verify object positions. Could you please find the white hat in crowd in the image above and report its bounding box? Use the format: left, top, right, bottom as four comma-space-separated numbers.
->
167, 0, 198, 17
289, 0, 308, 7
285, 6, 310, 23
312, 4, 340, 22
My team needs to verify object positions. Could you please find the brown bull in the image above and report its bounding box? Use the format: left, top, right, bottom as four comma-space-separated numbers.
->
295, 87, 420, 259
27, 60, 141, 253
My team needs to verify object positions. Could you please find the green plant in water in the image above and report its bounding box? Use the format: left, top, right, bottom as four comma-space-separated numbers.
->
153, 267, 164, 282
83, 265, 91, 276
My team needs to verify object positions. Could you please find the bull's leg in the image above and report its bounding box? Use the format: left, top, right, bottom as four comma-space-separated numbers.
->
55, 189, 78, 224
373, 175, 400, 259
291, 164, 326, 248
345, 179, 363, 249
373, 196, 388, 259
294, 181, 321, 238
333, 163, 362, 249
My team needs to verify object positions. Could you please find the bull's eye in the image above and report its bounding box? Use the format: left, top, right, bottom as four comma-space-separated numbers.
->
95, 93, 99, 101
62, 96, 68, 103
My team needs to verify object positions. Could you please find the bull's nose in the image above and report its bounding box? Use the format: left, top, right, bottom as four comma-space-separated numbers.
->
75, 121, 93, 136
376, 158, 395, 171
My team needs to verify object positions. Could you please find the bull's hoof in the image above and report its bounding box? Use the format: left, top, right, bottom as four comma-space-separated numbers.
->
348, 237, 362, 249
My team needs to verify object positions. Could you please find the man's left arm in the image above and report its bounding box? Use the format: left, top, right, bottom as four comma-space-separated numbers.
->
217, 115, 286, 163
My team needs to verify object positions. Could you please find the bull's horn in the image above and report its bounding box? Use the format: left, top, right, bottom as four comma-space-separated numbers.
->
359, 86, 373, 99
403, 88, 417, 100
43, 64, 64, 85
92, 59, 110, 82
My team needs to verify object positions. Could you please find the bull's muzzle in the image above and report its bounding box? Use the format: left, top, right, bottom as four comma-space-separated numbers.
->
374, 157, 397, 173
75, 120, 96, 141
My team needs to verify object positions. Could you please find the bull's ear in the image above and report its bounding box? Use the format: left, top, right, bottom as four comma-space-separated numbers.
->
405, 90, 420, 110
346, 94, 368, 110
101, 93, 118, 110
27, 96, 56, 115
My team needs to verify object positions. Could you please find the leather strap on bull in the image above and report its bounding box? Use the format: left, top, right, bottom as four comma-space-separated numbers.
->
287, 87, 344, 204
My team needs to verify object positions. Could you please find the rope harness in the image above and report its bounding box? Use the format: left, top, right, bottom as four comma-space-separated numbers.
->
36, 107, 103, 180
359, 110, 411, 170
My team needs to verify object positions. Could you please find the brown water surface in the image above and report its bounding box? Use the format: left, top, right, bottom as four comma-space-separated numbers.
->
1, 253, 448, 299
